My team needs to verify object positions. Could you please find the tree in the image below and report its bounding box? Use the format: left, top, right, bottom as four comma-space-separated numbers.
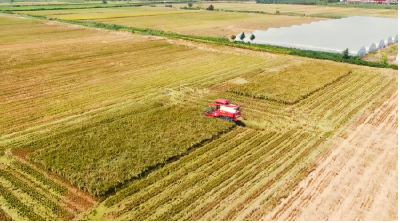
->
206, 4, 214, 11
342, 48, 349, 59
250, 34, 255, 41
231, 35, 236, 41
381, 54, 388, 65
102, 0, 107, 4
240, 32, 245, 41
188, 3, 193, 8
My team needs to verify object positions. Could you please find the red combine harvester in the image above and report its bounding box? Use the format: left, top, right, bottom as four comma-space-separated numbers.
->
203, 99, 242, 122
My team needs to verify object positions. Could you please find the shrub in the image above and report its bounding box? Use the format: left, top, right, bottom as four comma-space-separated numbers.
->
342, 48, 349, 59
240, 32, 245, 41
231, 35, 236, 40
188, 3, 193, 8
250, 34, 255, 41
381, 54, 388, 65
206, 4, 214, 11
102, 0, 107, 4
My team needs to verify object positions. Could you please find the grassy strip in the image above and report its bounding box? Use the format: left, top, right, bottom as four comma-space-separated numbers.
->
0, 184, 45, 221
12, 161, 67, 195
23, 13, 397, 70
0, 2, 200, 11
329, 3, 398, 10
0, 4, 137, 11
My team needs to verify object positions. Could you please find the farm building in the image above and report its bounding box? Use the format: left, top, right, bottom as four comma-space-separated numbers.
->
235, 16, 398, 56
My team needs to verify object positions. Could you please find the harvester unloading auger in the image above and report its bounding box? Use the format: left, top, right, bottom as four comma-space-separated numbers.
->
203, 99, 243, 123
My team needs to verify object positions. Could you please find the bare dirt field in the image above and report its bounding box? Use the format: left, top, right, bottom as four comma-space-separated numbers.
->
263, 89, 398, 221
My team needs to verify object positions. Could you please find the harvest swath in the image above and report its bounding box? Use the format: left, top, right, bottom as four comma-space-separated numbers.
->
0, 10, 397, 221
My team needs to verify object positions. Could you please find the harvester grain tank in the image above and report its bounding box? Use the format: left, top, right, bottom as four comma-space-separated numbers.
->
203, 99, 242, 122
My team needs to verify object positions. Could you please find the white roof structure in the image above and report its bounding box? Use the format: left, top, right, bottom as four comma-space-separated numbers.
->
235, 16, 398, 56
220, 106, 238, 113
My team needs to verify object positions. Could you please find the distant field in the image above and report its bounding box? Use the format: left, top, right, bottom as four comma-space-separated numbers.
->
0, 1, 76, 5
0, 3, 136, 11
330, 2, 398, 10
1, 13, 397, 220
16, 6, 321, 37
173, 2, 398, 18
17, 6, 199, 19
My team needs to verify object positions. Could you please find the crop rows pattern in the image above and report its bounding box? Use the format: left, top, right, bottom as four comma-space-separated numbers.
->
0, 157, 95, 221
93, 68, 397, 220
1, 14, 398, 221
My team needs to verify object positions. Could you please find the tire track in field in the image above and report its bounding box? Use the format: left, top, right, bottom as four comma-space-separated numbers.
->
262, 91, 398, 221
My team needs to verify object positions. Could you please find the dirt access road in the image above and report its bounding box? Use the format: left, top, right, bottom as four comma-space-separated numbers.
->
263, 90, 398, 221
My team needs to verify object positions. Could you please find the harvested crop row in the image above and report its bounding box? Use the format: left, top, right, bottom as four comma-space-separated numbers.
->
0, 157, 96, 221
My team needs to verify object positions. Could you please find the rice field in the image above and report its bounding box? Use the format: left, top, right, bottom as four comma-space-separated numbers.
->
174, 2, 398, 18
16, 6, 200, 19
0, 11, 397, 221
15, 6, 322, 38
89, 67, 397, 221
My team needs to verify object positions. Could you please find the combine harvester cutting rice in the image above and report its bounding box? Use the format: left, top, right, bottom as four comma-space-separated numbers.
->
203, 99, 242, 122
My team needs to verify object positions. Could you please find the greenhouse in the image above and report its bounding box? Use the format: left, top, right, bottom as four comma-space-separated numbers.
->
235, 16, 398, 56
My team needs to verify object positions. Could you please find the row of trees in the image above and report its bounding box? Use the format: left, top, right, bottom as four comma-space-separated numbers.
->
231, 33, 256, 41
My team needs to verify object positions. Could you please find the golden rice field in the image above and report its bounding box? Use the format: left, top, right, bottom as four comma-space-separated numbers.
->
17, 6, 200, 20
16, 6, 322, 37
173, 2, 398, 18
0, 12, 397, 221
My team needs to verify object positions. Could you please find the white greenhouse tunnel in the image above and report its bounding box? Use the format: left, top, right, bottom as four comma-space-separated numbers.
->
235, 16, 398, 56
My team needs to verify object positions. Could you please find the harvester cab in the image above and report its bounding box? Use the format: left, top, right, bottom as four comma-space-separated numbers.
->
203, 99, 242, 122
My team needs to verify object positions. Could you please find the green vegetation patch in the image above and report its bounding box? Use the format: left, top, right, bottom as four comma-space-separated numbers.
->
229, 60, 353, 104
29, 101, 234, 196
